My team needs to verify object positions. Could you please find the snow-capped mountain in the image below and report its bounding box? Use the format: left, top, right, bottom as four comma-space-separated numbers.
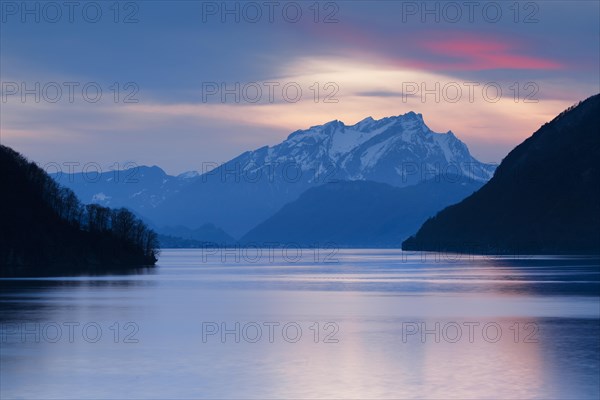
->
236, 112, 495, 187
144, 112, 496, 237
51, 165, 199, 215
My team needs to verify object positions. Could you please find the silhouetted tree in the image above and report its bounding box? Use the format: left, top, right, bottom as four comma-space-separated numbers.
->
0, 144, 159, 276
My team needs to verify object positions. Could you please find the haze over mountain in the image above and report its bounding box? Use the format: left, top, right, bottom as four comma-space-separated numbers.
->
146, 112, 496, 237
241, 177, 484, 247
51, 166, 199, 215
403, 94, 600, 254
52, 112, 495, 238
157, 224, 235, 248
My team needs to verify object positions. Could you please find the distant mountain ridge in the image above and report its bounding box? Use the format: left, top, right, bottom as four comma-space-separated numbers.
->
145, 112, 495, 237
241, 176, 484, 247
159, 224, 234, 244
51, 165, 199, 214
403, 94, 600, 254
51, 112, 495, 238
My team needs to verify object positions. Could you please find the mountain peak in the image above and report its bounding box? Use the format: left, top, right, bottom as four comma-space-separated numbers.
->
398, 111, 423, 120
354, 116, 374, 127
139, 165, 167, 174
288, 112, 430, 141
321, 119, 345, 134
269, 112, 494, 188
354, 112, 425, 126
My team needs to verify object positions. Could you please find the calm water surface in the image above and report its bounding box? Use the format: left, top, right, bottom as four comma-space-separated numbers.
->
1, 249, 599, 399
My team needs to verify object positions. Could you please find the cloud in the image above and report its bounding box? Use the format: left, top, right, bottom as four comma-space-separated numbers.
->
414, 34, 564, 71
355, 90, 416, 98
2, 54, 583, 174
1, 1, 597, 173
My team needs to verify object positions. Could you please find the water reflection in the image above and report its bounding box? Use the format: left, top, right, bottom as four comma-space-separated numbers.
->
0, 277, 159, 329
0, 250, 598, 399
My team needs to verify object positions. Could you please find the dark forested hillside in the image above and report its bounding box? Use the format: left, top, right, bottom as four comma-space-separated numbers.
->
403, 94, 600, 254
0, 145, 159, 277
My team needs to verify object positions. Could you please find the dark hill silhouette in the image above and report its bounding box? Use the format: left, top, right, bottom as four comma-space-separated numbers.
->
403, 94, 600, 254
0, 145, 159, 277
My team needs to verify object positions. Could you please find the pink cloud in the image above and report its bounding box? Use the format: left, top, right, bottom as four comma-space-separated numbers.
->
295, 22, 564, 72
415, 35, 563, 70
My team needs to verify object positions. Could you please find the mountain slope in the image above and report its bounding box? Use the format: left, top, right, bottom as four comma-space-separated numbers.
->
241, 177, 484, 247
147, 112, 495, 237
402, 94, 600, 254
51, 166, 198, 215
0, 145, 159, 277
50, 167, 238, 242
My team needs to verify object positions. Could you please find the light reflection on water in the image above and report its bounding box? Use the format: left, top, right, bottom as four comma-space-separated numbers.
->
1, 249, 599, 399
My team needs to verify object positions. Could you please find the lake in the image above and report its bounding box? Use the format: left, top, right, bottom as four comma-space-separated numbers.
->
1, 249, 599, 399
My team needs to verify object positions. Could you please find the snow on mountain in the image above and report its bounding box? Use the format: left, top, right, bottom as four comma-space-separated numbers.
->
177, 171, 200, 180
91, 192, 111, 203
234, 112, 495, 188
147, 112, 496, 237
50, 165, 198, 215
53, 112, 496, 237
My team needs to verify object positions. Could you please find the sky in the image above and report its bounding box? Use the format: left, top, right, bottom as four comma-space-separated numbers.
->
1, 0, 599, 174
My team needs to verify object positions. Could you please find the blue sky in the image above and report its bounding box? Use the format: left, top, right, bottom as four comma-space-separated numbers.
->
1, 0, 598, 173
